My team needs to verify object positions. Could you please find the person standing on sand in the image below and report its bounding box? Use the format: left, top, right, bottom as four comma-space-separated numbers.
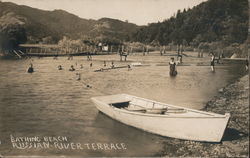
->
87, 53, 92, 61
210, 53, 215, 72
89, 53, 92, 61
169, 57, 177, 76
200, 49, 204, 58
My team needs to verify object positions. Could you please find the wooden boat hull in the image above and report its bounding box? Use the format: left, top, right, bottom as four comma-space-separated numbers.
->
91, 94, 230, 142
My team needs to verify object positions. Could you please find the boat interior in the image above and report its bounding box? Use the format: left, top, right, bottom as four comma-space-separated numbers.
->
93, 94, 224, 117
109, 96, 187, 115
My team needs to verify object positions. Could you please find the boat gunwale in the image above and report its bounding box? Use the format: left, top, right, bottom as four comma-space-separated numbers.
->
112, 106, 229, 119
91, 94, 230, 119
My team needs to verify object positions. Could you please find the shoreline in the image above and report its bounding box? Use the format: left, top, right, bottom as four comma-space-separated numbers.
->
158, 74, 249, 157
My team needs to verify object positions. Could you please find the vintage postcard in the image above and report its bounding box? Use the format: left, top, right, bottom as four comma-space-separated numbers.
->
0, 0, 249, 157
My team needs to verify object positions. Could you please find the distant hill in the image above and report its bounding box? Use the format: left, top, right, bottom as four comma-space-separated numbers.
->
0, 1, 140, 44
91, 18, 139, 41
131, 0, 249, 46
0, 0, 248, 49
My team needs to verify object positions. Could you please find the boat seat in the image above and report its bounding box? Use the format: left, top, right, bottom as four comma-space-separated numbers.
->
125, 104, 168, 115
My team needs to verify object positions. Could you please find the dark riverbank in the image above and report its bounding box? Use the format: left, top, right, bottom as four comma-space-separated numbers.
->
157, 74, 249, 157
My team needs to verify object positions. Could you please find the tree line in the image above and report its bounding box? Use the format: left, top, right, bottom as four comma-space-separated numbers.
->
0, 0, 248, 53
131, 0, 248, 47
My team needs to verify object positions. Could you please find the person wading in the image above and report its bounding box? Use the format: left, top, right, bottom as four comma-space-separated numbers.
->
111, 61, 115, 69
245, 59, 249, 71
169, 57, 177, 76
210, 53, 215, 72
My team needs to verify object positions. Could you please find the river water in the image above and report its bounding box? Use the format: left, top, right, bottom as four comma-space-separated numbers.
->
0, 52, 246, 157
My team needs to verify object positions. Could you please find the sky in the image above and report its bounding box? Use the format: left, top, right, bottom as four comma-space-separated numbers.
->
2, 0, 207, 25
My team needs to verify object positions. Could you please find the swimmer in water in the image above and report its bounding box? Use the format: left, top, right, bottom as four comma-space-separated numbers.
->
27, 63, 34, 73
128, 64, 132, 71
76, 73, 81, 80
69, 65, 75, 71
58, 65, 63, 70
86, 84, 92, 88
111, 61, 115, 69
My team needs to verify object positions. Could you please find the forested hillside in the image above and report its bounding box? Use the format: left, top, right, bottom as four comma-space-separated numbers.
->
0, 0, 249, 53
132, 0, 248, 46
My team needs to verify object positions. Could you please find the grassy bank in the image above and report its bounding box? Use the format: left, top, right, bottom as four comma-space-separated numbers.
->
157, 74, 249, 157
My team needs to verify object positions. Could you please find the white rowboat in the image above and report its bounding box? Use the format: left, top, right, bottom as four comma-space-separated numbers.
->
91, 94, 230, 142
